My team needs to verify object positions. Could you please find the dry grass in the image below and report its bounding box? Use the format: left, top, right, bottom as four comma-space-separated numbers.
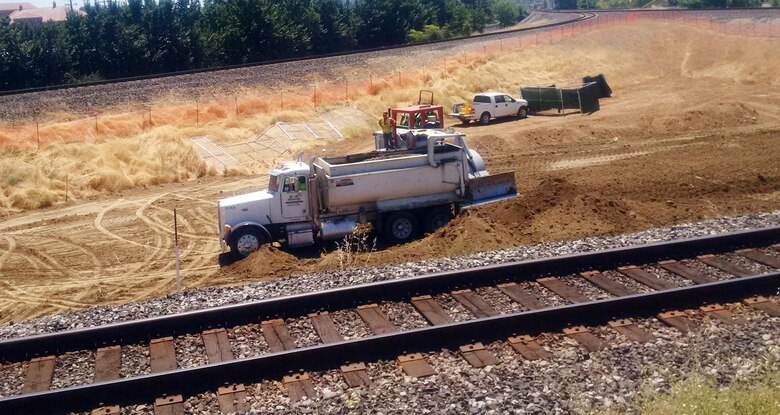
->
637, 370, 780, 415
1, 19, 777, 215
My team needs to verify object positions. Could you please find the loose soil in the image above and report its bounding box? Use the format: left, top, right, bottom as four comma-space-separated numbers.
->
1, 19, 779, 323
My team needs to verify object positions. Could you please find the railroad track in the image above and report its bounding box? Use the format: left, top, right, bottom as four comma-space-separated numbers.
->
0, 226, 778, 414
0, 12, 593, 98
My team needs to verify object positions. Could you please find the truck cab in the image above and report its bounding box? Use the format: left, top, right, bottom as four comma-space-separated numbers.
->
217, 161, 314, 256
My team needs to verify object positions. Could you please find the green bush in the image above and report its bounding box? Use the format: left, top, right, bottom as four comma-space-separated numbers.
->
408, 24, 447, 43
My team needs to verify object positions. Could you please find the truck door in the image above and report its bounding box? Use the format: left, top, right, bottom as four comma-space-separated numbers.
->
493, 95, 510, 117
281, 175, 310, 220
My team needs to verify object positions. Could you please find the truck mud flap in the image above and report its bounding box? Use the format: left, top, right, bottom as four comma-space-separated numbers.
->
464, 172, 517, 207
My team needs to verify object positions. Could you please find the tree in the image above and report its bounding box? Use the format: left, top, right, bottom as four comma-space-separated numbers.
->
577, 0, 598, 9
493, 0, 522, 27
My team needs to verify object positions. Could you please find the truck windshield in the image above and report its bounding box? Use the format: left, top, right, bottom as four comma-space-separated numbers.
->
268, 175, 279, 192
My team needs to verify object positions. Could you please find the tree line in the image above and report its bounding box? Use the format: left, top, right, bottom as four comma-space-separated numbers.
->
567, 0, 766, 10
0, 0, 526, 92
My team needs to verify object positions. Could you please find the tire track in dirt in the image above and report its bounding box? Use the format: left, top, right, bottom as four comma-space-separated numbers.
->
19, 234, 104, 278
0, 281, 93, 309
0, 235, 17, 270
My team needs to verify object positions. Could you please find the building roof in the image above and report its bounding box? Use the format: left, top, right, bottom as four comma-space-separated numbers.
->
9, 6, 83, 23
0, 2, 37, 13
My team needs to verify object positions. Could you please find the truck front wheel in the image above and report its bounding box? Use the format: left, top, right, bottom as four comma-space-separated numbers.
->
230, 226, 268, 259
384, 211, 418, 244
517, 106, 528, 119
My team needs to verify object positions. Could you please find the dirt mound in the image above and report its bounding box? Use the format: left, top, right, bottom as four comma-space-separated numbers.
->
219, 245, 315, 283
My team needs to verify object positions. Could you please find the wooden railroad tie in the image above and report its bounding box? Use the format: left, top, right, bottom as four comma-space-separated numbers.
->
356, 303, 397, 334
496, 283, 545, 310
618, 265, 675, 291
217, 384, 249, 413
94, 345, 121, 383
308, 312, 371, 387
202, 328, 250, 414
580, 271, 635, 297
261, 319, 296, 352
607, 319, 654, 343
91, 406, 120, 415
356, 304, 435, 379
149, 337, 177, 373
696, 254, 753, 278
22, 355, 55, 394
657, 310, 697, 333
261, 319, 316, 401
411, 295, 455, 325
537, 277, 590, 303
397, 353, 436, 378
743, 296, 780, 317
507, 335, 550, 360
154, 395, 184, 415
341, 362, 372, 387
451, 289, 498, 318
459, 342, 498, 368
736, 249, 780, 269
657, 260, 714, 284
282, 372, 316, 402
699, 303, 746, 325
202, 328, 235, 363
563, 326, 607, 352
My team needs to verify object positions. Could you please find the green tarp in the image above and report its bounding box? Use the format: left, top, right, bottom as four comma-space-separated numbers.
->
520, 82, 601, 114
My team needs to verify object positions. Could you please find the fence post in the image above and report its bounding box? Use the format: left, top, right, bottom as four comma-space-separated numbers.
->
235, 96, 239, 116
65, 174, 69, 204
174, 208, 180, 293
36, 122, 40, 152
281, 92, 284, 110
195, 100, 199, 127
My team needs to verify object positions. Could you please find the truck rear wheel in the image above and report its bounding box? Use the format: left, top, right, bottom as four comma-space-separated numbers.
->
479, 112, 491, 125
424, 207, 453, 234
230, 226, 268, 259
384, 211, 418, 244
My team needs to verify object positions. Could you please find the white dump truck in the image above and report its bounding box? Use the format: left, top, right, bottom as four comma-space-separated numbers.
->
217, 130, 516, 259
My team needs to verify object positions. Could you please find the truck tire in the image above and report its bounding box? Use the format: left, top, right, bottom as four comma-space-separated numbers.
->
479, 112, 491, 125
230, 226, 268, 259
424, 207, 454, 234
384, 211, 418, 244
517, 106, 528, 119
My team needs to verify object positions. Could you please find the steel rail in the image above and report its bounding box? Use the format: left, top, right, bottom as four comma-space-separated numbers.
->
0, 226, 777, 362
1, 271, 777, 414
0, 12, 592, 97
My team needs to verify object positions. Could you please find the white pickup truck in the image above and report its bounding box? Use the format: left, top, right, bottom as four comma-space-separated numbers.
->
217, 130, 516, 259
451, 92, 529, 125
